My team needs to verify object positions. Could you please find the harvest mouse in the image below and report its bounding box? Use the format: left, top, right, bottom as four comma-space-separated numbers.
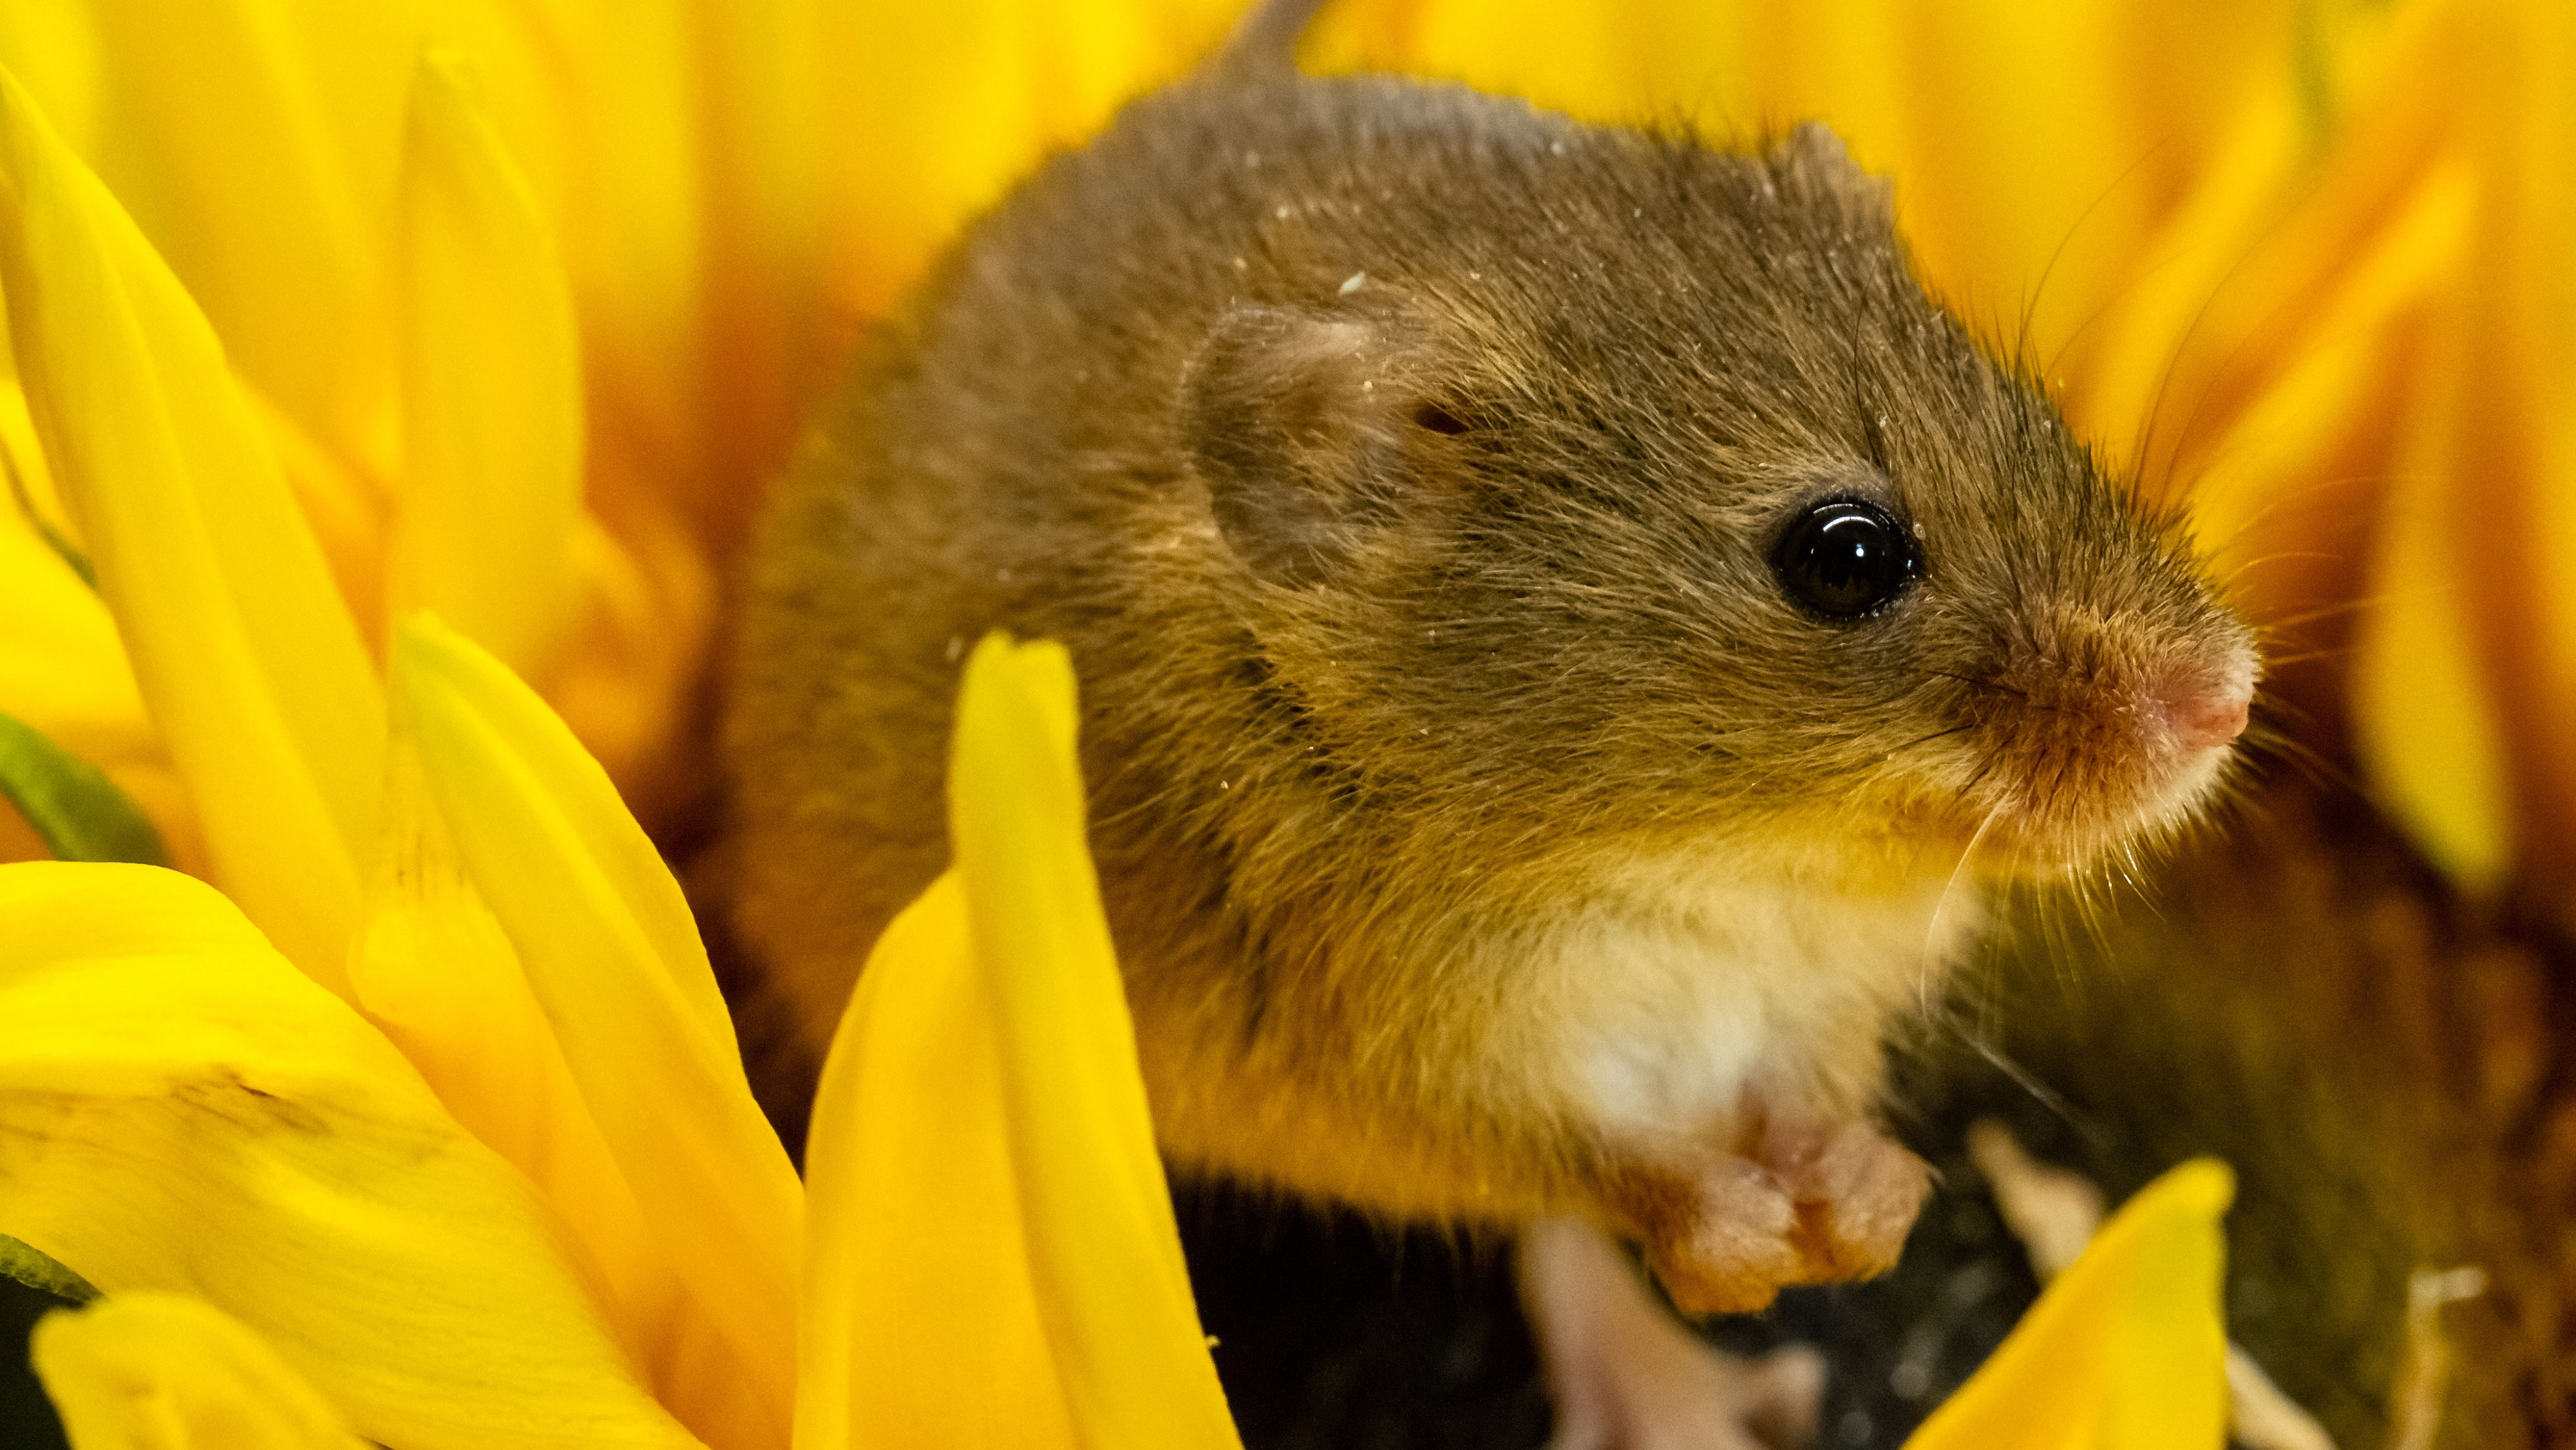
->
721, 0, 2255, 1335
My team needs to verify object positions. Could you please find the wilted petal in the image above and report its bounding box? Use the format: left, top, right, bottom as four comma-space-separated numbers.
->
393, 46, 583, 678
0, 861, 702, 1450
1906, 1159, 2233, 1448
33, 1292, 366, 1450
3, 1232, 95, 1301
0, 63, 383, 988
390, 613, 799, 1442
946, 634, 1241, 1450
799, 871, 1078, 1450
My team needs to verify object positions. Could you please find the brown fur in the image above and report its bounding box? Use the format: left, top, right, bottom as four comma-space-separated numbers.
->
717, 37, 2255, 1310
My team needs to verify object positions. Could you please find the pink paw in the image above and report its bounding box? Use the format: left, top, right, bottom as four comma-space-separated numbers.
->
1522, 1217, 1826, 1449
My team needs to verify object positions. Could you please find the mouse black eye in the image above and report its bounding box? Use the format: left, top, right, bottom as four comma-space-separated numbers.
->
1771, 499, 1920, 619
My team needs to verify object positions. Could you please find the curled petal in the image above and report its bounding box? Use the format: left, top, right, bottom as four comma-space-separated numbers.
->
33, 1292, 366, 1450
0, 64, 382, 987
1906, 1159, 2233, 1449
391, 614, 799, 1441
947, 634, 1240, 1450
0, 861, 701, 1450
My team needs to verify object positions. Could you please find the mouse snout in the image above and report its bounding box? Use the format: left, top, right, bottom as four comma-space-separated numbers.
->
2149, 669, 2253, 752
1933, 604, 2258, 866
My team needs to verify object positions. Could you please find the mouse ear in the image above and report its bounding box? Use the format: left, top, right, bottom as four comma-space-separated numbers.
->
1773, 121, 1895, 233
1182, 305, 1455, 585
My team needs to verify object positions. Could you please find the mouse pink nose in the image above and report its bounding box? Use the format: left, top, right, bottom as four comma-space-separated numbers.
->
2154, 674, 2251, 751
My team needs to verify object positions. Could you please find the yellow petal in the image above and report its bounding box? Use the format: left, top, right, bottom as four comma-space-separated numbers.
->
1368, 0, 1636, 125
681, 0, 826, 537
815, 0, 1231, 323
1906, 1159, 2233, 1449
2441, 0, 2576, 890
0, 861, 702, 1450
0, 359, 203, 875
0, 0, 97, 162
517, 0, 705, 508
34, 0, 417, 458
799, 872, 1078, 1450
389, 613, 798, 1442
33, 1292, 366, 1450
2059, 1, 2448, 488
947, 634, 1241, 1450
0, 63, 383, 988
392, 46, 582, 678
539, 501, 718, 834
354, 713, 778, 1450
1873, 1, 2153, 356
0, 375, 143, 743
252, 380, 393, 658
2309, 246, 2511, 890
1323, 0, 2272, 362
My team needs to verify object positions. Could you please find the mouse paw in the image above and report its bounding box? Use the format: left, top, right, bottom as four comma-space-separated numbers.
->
1625, 1156, 1804, 1315
1767, 1116, 1929, 1283
1613, 1116, 1927, 1315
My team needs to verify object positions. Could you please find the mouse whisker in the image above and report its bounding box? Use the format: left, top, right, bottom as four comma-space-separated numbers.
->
2244, 647, 2349, 670
2205, 549, 2349, 592
2023, 136, 2173, 377
2188, 467, 2389, 562
2235, 721, 2357, 794
1918, 805, 2001, 1018
2247, 595, 2391, 632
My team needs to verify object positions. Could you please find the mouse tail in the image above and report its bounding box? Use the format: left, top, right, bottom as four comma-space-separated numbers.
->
1208, 0, 1331, 80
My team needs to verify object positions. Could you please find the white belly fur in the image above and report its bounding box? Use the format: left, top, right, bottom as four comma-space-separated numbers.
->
1516, 863, 1981, 1150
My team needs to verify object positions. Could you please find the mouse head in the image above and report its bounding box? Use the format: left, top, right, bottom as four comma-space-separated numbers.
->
1178, 116, 2257, 889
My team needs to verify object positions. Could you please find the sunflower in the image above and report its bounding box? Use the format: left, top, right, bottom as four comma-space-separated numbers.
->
0, 77, 2228, 1433
0, 0, 2544, 1442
